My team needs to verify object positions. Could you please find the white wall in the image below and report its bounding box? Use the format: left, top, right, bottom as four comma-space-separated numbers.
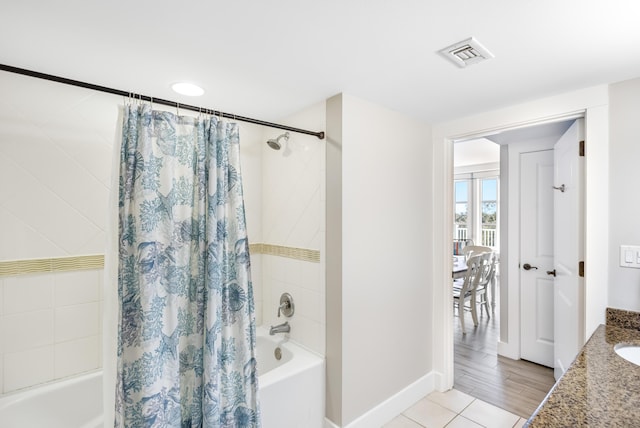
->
608, 77, 640, 311
326, 93, 433, 427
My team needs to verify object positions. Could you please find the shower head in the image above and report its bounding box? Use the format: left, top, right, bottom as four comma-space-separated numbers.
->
266, 132, 289, 150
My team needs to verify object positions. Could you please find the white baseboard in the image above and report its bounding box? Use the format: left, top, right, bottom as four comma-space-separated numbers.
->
432, 370, 450, 392
325, 372, 435, 428
324, 418, 340, 428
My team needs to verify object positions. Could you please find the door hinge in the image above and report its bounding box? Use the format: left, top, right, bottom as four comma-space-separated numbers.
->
579, 140, 585, 157
579, 261, 585, 277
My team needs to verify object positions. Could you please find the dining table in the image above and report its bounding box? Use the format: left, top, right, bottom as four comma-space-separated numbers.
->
452, 256, 467, 280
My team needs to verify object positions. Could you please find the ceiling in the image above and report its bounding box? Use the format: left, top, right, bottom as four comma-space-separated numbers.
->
454, 139, 499, 168
485, 119, 575, 145
2, 1, 640, 125
453, 119, 575, 167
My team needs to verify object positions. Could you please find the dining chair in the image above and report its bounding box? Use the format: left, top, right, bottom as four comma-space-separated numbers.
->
453, 251, 496, 333
453, 253, 485, 334
462, 245, 492, 261
473, 251, 496, 319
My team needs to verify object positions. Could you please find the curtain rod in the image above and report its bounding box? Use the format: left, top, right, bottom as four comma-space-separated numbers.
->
0, 63, 325, 140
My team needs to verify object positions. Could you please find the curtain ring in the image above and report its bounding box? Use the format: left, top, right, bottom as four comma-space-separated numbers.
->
176, 102, 180, 116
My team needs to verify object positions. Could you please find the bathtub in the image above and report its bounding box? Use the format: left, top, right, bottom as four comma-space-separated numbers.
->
0, 328, 323, 428
255, 326, 325, 428
0, 370, 102, 428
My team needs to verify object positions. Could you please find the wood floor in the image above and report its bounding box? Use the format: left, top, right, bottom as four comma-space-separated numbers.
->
453, 288, 556, 419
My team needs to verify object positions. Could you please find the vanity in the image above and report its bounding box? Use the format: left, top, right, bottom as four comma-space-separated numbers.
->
525, 308, 640, 426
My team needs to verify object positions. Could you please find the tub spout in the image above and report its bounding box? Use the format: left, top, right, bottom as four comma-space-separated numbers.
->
269, 321, 290, 335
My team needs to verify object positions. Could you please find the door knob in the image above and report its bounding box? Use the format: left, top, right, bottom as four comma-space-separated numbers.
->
547, 269, 557, 277
523, 263, 538, 270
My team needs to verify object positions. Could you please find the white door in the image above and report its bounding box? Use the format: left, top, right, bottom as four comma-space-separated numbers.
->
553, 119, 585, 380
520, 150, 555, 367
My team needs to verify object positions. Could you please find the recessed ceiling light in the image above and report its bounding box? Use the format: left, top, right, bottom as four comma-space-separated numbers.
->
171, 82, 204, 96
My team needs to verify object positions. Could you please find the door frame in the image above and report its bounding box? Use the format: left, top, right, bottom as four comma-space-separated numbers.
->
431, 86, 609, 391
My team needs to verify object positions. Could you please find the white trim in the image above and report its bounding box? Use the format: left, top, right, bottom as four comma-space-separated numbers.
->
432, 133, 455, 390
454, 162, 500, 175
583, 105, 609, 340
453, 176, 474, 243
324, 372, 435, 428
324, 418, 340, 428
431, 84, 609, 391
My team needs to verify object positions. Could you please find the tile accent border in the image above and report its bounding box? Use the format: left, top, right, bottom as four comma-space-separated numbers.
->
0, 244, 320, 277
250, 243, 320, 263
0, 254, 105, 277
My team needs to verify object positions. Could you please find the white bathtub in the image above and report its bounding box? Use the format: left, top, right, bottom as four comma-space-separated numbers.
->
0, 328, 324, 428
256, 326, 325, 428
0, 370, 102, 428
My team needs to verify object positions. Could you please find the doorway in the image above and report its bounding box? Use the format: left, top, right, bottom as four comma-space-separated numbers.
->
450, 118, 584, 416
433, 92, 609, 401
486, 118, 583, 373
430, 94, 610, 404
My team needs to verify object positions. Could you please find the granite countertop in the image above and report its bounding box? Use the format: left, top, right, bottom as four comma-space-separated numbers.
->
526, 308, 640, 427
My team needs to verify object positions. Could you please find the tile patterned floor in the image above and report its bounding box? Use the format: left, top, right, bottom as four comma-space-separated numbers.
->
384, 389, 527, 428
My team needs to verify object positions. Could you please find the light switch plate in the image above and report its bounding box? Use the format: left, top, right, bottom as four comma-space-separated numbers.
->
620, 245, 640, 268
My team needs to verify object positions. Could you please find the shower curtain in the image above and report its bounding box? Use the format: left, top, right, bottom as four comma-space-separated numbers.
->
113, 104, 259, 427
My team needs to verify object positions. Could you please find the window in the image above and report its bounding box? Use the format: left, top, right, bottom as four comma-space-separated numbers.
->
453, 172, 499, 250
481, 178, 497, 247
454, 181, 469, 241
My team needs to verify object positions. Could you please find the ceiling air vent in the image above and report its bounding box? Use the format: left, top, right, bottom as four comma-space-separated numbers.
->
439, 37, 494, 68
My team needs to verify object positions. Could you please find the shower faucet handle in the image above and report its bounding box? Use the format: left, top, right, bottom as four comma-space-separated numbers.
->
277, 292, 295, 318
277, 302, 288, 317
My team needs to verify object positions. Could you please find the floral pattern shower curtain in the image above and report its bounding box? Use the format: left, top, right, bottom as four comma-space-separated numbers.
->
115, 105, 259, 427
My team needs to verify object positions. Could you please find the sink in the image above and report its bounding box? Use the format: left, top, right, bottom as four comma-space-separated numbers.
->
614, 344, 640, 366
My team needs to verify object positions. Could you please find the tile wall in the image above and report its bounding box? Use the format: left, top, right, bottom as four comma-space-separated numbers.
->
260, 102, 326, 355
0, 269, 102, 393
0, 71, 116, 394
0, 75, 115, 261
263, 255, 324, 353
